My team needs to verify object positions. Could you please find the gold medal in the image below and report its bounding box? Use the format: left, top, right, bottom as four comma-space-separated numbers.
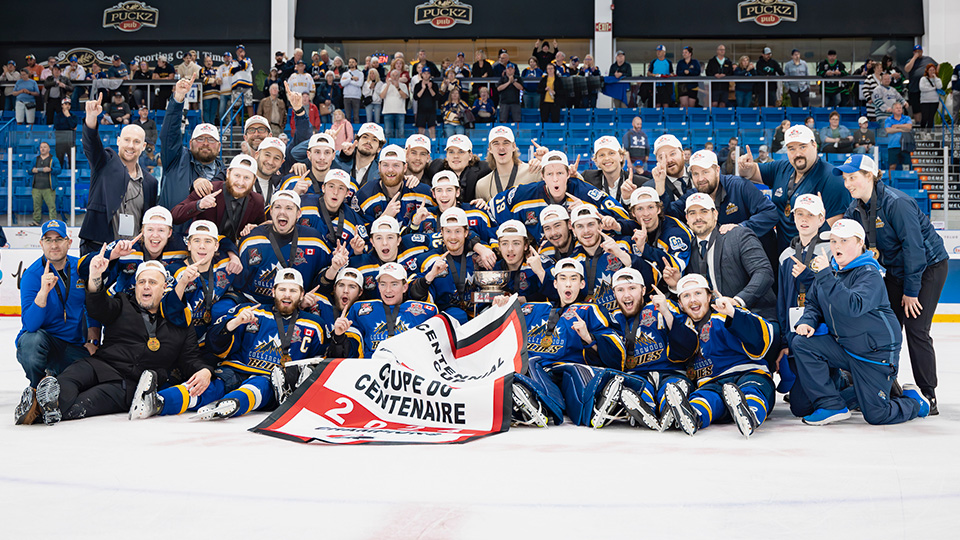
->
147, 337, 160, 351
541, 333, 553, 348
203, 311, 212, 324
783, 203, 791, 216
869, 247, 880, 260
280, 354, 292, 366
797, 292, 806, 308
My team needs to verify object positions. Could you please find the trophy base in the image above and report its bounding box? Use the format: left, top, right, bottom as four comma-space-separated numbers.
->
473, 291, 503, 304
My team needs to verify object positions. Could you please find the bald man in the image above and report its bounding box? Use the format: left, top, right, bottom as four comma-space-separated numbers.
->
79, 93, 158, 255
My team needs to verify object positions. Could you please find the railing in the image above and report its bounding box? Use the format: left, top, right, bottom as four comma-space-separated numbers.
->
218, 92, 247, 160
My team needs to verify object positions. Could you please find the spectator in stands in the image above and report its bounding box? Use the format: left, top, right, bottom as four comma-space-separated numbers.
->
872, 72, 908, 125
609, 50, 632, 108
414, 67, 438, 138
43, 64, 72, 125
676, 46, 701, 108
412, 49, 440, 80
288, 60, 316, 103
330, 109, 354, 149
79, 93, 157, 254
13, 68, 40, 125
538, 63, 563, 123
649, 45, 673, 107
152, 55, 176, 110
918, 63, 942, 129
53, 98, 78, 166
133, 106, 157, 145
522, 57, 544, 109
472, 86, 496, 125
216, 52, 233, 118
623, 116, 648, 163
102, 91, 131, 125
756, 145, 773, 164
550, 51, 570, 77
718, 137, 738, 173
497, 63, 523, 123
861, 63, 882, 122
439, 68, 462, 102
756, 47, 784, 106
817, 50, 847, 107
853, 117, 875, 154
820, 111, 854, 153
534, 39, 558, 70
291, 91, 320, 133
492, 50, 513, 78
230, 45, 255, 118
380, 69, 408, 139
706, 45, 734, 108
25, 55, 42, 80
772, 119, 790, 153
881, 54, 906, 92
63, 56, 85, 107
903, 45, 937, 124
884, 102, 913, 172
263, 67, 280, 97
175, 52, 201, 111
952, 61, 960, 125
3, 61, 21, 111
471, 49, 494, 100
440, 87, 469, 137
340, 57, 364, 124
804, 116, 821, 147
129, 60, 152, 109
257, 83, 286, 137
198, 56, 219, 124
579, 55, 602, 108
733, 56, 757, 108
29, 142, 61, 226
362, 68, 384, 125
140, 143, 159, 176
783, 49, 810, 107
107, 55, 129, 85
316, 71, 338, 123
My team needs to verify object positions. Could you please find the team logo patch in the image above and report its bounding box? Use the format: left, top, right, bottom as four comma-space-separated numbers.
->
518, 272, 529, 291
606, 256, 623, 271
364, 275, 376, 289
358, 303, 373, 316
876, 217, 884, 228
587, 188, 604, 200
669, 236, 688, 251
293, 248, 307, 266
878, 389, 887, 400
76, 279, 85, 289
641, 308, 655, 327
407, 303, 426, 316
522, 304, 534, 315
524, 211, 537, 225
726, 202, 739, 215
423, 222, 435, 234
248, 248, 262, 266
404, 259, 418, 272
292, 326, 302, 342
216, 271, 229, 288
699, 323, 711, 342
507, 187, 517, 204
563, 307, 578, 320
300, 217, 311, 226
305, 328, 314, 337
124, 262, 137, 274
185, 281, 197, 293
774, 187, 783, 197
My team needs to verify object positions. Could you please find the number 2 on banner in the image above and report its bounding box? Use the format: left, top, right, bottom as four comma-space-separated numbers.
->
324, 397, 354, 425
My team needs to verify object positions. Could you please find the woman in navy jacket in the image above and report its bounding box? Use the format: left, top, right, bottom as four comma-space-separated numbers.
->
838, 154, 948, 414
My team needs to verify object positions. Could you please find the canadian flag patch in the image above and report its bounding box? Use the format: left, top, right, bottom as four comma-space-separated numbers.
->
306, 249, 314, 255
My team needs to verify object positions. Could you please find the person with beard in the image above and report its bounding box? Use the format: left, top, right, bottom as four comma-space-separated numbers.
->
408, 208, 481, 323
491, 220, 549, 303
475, 126, 541, 202
640, 135, 690, 208
490, 150, 629, 243
233, 190, 331, 305
283, 133, 345, 197
791, 219, 929, 426
661, 274, 775, 438
14, 257, 212, 426
621, 187, 693, 278
424, 134, 492, 202
138, 268, 327, 421
298, 169, 368, 255
356, 145, 434, 228
502, 258, 625, 427
408, 171, 496, 246
171, 154, 265, 246
738, 125, 851, 252
79, 93, 157, 255
582, 136, 634, 206
328, 262, 439, 359
158, 73, 224, 211
250, 137, 289, 209
351, 216, 429, 298
334, 123, 385, 190
404, 134, 433, 183
16, 221, 93, 396
537, 205, 576, 263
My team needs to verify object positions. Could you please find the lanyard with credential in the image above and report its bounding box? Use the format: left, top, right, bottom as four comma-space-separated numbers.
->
584, 249, 603, 296
267, 226, 299, 268
48, 258, 71, 321
273, 309, 299, 365
493, 164, 519, 193
384, 304, 400, 337
625, 312, 642, 360
790, 235, 820, 305
319, 203, 345, 245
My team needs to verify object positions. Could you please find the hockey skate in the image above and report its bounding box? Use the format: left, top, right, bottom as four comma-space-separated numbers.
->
665, 382, 699, 436
191, 398, 239, 421
620, 385, 660, 430
591, 375, 629, 429
14, 387, 40, 425
36, 376, 61, 426
271, 365, 296, 405
722, 382, 759, 438
511, 383, 548, 427
129, 370, 163, 420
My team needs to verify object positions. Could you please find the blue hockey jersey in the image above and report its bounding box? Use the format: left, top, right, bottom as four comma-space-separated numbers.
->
611, 301, 698, 373
686, 307, 774, 386
408, 203, 497, 247
355, 181, 434, 228
297, 194, 369, 251
232, 224, 331, 304
520, 301, 624, 368
162, 256, 237, 345
342, 299, 439, 358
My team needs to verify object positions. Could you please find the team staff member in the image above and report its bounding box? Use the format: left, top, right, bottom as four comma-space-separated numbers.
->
475, 126, 541, 202
641, 135, 691, 207
16, 220, 91, 397
792, 219, 930, 426
15, 257, 212, 426
171, 154, 265, 244
582, 136, 633, 206
738, 125, 851, 251
100, 207, 190, 297
838, 155, 948, 414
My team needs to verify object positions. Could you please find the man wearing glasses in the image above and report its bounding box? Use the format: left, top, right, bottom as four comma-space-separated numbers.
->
16, 220, 94, 404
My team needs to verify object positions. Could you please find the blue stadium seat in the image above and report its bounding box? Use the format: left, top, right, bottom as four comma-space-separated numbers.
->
712, 108, 735, 124
640, 108, 662, 124
567, 123, 592, 139
688, 108, 712, 123
736, 108, 761, 124
663, 108, 687, 123
785, 107, 809, 123
594, 108, 617, 123
521, 109, 540, 123
542, 124, 566, 138
760, 107, 785, 121
566, 109, 593, 123
811, 107, 834, 124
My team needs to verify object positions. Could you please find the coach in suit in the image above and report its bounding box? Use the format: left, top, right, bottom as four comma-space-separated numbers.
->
664, 192, 776, 320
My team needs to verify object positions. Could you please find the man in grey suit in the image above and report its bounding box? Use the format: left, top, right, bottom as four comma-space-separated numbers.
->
663, 192, 776, 320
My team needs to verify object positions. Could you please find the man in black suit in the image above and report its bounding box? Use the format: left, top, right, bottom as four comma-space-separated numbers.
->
664, 192, 775, 320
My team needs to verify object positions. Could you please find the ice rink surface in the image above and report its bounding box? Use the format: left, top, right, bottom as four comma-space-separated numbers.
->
2, 318, 959, 539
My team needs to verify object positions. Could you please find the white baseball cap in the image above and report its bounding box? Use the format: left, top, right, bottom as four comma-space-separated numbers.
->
792, 193, 825, 216
324, 168, 352, 188
676, 274, 710, 296
142, 206, 173, 226
187, 220, 219, 240
552, 257, 584, 278
432, 170, 459, 189
335, 267, 364, 288
257, 137, 286, 156
357, 122, 386, 142
135, 260, 169, 280
243, 115, 270, 133
629, 186, 660, 207
540, 204, 570, 226
439, 207, 468, 228
405, 134, 432, 152
858, 116, 869, 125
371, 216, 401, 235
653, 134, 683, 155
228, 153, 258, 176
377, 262, 408, 282
496, 220, 528, 239
833, 154, 879, 177
379, 144, 406, 163
191, 123, 220, 141
308, 133, 336, 151
540, 150, 569, 170
274, 267, 304, 289
820, 218, 865, 241
688, 149, 718, 170
270, 189, 302, 209
488, 125, 515, 143
612, 267, 645, 288
685, 192, 716, 212
570, 204, 601, 226
784, 125, 817, 146
445, 134, 472, 152
593, 135, 622, 155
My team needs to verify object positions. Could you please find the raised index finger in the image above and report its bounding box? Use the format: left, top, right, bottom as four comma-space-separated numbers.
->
210, 189, 223, 198
652, 285, 665, 297
131, 232, 143, 244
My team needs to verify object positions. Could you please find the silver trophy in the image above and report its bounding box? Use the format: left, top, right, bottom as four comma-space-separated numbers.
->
473, 270, 510, 303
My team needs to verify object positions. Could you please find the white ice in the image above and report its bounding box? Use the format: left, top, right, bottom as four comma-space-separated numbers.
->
1, 318, 958, 539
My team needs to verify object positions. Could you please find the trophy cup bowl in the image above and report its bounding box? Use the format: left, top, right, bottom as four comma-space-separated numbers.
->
473, 270, 510, 303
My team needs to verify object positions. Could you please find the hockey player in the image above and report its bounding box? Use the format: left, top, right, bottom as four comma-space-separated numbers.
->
352, 216, 425, 297
492, 220, 549, 303
663, 273, 776, 438
408, 207, 479, 323
298, 168, 369, 254
355, 144, 434, 228
581, 135, 633, 205
282, 133, 346, 197
333, 123, 386, 189
623, 186, 693, 276
100, 206, 189, 297
328, 262, 439, 358
791, 219, 930, 426
408, 170, 496, 246
537, 205, 576, 263
232, 190, 331, 304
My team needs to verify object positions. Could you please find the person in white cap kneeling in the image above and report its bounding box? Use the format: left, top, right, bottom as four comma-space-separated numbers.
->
791, 219, 930, 426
